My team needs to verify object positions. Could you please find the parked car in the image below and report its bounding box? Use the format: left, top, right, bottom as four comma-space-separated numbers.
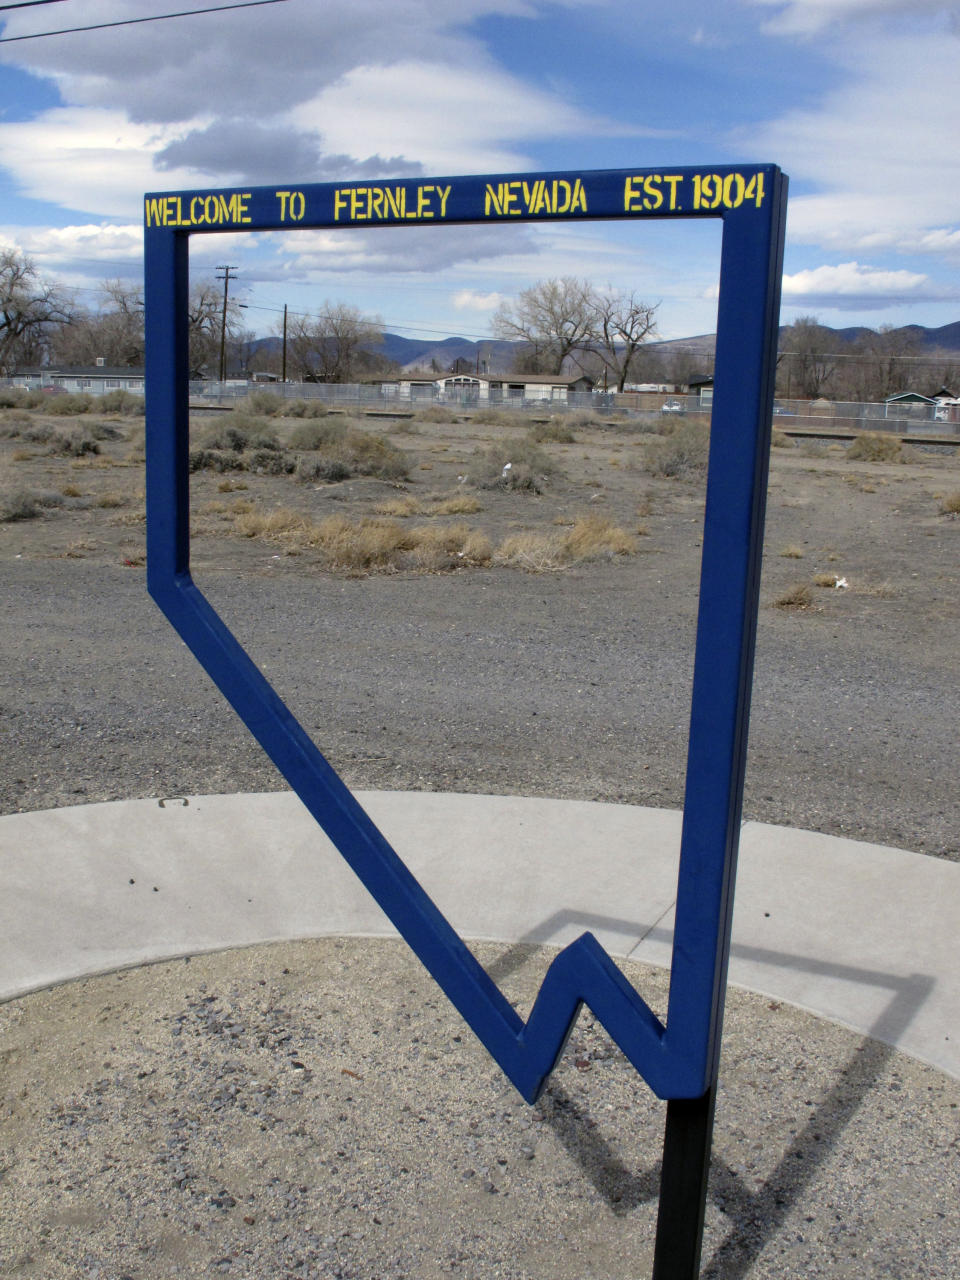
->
661, 400, 685, 415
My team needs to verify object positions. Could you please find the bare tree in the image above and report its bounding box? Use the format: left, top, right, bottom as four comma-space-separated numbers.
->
283, 302, 383, 383
0, 249, 74, 371
585, 288, 658, 391
50, 279, 144, 368
850, 324, 919, 401
492, 277, 595, 375
778, 316, 837, 399
187, 278, 240, 379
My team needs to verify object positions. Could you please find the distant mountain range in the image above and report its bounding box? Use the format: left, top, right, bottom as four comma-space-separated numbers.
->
247, 320, 960, 376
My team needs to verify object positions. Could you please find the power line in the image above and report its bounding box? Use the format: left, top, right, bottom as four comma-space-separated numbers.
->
0, 0, 289, 42
0, 2, 70, 12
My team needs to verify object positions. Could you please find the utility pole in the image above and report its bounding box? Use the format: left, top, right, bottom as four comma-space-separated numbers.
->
282, 303, 287, 382
216, 265, 237, 383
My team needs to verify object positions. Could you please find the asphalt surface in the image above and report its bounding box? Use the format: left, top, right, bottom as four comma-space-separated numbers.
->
2, 556, 957, 859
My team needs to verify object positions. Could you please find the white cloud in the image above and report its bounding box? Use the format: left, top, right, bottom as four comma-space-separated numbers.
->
781, 260, 948, 308
1, 222, 142, 263
0, 108, 204, 217
743, 29, 960, 254
452, 289, 504, 310
749, 0, 954, 36
290, 60, 632, 175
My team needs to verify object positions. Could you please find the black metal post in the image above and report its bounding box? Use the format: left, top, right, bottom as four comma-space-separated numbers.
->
651, 1087, 717, 1280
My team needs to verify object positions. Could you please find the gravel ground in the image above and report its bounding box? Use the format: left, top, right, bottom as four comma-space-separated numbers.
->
1, 939, 958, 1280
2, 411, 959, 1277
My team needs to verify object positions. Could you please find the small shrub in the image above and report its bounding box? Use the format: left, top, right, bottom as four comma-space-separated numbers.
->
288, 420, 347, 451
939, 490, 960, 515
469, 438, 556, 492
295, 426, 407, 483
88, 421, 124, 441
198, 414, 280, 452
846, 431, 901, 462
247, 390, 283, 416
189, 448, 247, 473
247, 447, 296, 475
413, 404, 460, 424
44, 392, 94, 415
98, 390, 143, 415
773, 582, 813, 610
813, 572, 839, 587
529, 420, 575, 444
779, 545, 804, 559
48, 430, 100, 457
0, 487, 62, 520
95, 492, 125, 509
0, 388, 29, 409
21, 423, 56, 444
771, 429, 794, 449
562, 408, 602, 429
643, 420, 710, 478
282, 398, 331, 418
468, 407, 516, 427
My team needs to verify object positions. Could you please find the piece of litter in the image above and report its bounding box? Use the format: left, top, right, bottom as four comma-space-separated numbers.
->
835, 576, 848, 589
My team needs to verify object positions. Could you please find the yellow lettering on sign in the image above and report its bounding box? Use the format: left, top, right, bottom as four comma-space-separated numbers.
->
331, 183, 454, 223
484, 178, 587, 218
276, 190, 305, 221
145, 192, 253, 228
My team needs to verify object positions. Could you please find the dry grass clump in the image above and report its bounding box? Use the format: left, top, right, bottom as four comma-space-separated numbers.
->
939, 490, 960, 515
374, 496, 422, 517
846, 431, 903, 462
233, 507, 490, 573
771, 429, 794, 449
773, 581, 814, 610
642, 419, 710, 478
528, 419, 575, 444
779, 544, 805, 559
374, 493, 483, 518
496, 515, 637, 571
468, 438, 557, 492
813, 572, 840, 588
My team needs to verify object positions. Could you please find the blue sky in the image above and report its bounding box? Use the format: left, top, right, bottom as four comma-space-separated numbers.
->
1, 0, 958, 342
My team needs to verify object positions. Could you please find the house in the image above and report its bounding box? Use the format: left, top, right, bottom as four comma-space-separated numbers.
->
395, 372, 595, 404
883, 391, 938, 422
435, 373, 594, 403
10, 364, 145, 396
685, 374, 714, 409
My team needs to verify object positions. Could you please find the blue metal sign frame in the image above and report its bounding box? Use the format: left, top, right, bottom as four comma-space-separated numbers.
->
144, 166, 787, 1110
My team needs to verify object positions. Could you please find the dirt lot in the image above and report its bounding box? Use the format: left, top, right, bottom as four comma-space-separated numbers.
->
2, 397, 958, 858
